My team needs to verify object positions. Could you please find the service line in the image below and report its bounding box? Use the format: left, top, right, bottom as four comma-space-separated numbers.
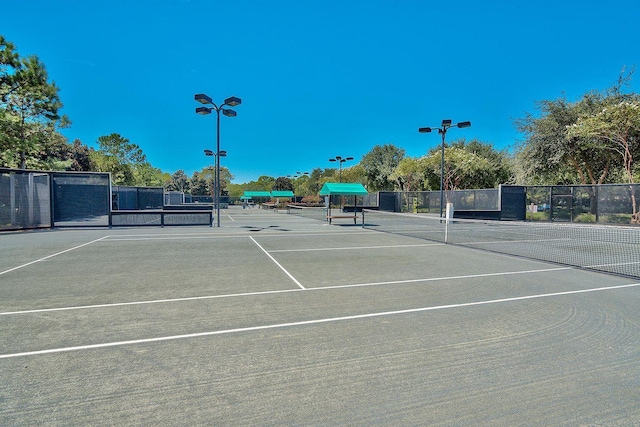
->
2, 281, 639, 359
0, 236, 109, 277
0, 266, 583, 316
270, 243, 442, 253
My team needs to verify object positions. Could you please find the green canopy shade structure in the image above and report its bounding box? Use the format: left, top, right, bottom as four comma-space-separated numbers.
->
319, 182, 368, 224
319, 182, 368, 196
242, 191, 272, 198
271, 190, 295, 198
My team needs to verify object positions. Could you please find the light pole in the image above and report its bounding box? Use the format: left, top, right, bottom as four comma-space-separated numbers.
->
195, 94, 241, 227
329, 156, 354, 182
418, 120, 471, 217
288, 172, 309, 201
287, 171, 310, 179
204, 149, 227, 225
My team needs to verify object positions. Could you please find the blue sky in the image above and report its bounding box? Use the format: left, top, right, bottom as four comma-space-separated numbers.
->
3, 0, 639, 183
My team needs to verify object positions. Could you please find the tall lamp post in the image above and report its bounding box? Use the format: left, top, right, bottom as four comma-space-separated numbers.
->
418, 120, 471, 218
204, 149, 227, 225
329, 156, 354, 182
286, 172, 309, 201
287, 171, 310, 179
195, 94, 241, 227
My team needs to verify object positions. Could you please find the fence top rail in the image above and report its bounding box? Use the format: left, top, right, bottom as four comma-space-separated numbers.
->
110, 210, 213, 214
519, 183, 640, 188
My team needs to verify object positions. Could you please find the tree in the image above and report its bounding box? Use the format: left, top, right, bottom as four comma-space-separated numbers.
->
339, 164, 366, 185
68, 139, 93, 171
133, 163, 169, 187
226, 183, 245, 198
91, 134, 137, 185
422, 146, 494, 191
515, 70, 638, 185
188, 170, 209, 196
242, 175, 275, 191
450, 139, 514, 188
568, 101, 640, 184
289, 174, 308, 197
190, 166, 233, 196
0, 36, 21, 100
166, 170, 190, 192
218, 167, 234, 195
37, 123, 73, 171
567, 100, 640, 222
90, 133, 167, 186
391, 157, 429, 191
1, 37, 67, 169
515, 93, 613, 185
361, 144, 405, 191
273, 176, 294, 191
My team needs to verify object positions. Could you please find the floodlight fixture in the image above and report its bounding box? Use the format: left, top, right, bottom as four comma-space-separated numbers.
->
195, 93, 213, 105
418, 118, 471, 218
224, 96, 242, 107
329, 156, 354, 182
194, 92, 241, 227
196, 107, 212, 115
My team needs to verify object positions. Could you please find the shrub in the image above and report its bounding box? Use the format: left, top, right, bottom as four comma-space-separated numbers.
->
301, 195, 321, 205
574, 213, 596, 223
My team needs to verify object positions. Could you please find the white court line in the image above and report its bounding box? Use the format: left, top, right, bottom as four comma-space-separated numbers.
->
249, 236, 306, 290
103, 231, 372, 241
2, 281, 638, 359
586, 260, 640, 268
227, 215, 235, 222
0, 266, 571, 316
0, 236, 109, 276
106, 235, 243, 241
270, 243, 442, 253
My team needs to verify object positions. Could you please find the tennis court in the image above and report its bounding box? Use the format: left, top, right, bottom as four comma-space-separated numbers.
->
2, 206, 639, 425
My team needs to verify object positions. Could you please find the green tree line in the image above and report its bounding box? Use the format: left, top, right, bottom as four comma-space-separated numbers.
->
2, 36, 639, 200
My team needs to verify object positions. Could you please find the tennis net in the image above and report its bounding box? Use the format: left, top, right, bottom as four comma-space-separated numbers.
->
362, 209, 640, 280
286, 205, 328, 222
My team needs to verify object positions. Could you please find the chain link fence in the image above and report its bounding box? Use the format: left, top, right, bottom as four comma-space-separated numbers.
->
0, 169, 51, 230
524, 184, 640, 225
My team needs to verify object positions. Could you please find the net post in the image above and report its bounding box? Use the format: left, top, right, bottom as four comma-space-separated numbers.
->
444, 202, 455, 244
444, 218, 449, 243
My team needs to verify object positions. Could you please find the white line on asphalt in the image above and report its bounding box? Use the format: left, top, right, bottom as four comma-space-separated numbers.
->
0, 236, 110, 276
0, 266, 576, 316
249, 236, 306, 290
270, 243, 442, 252
102, 231, 372, 241
2, 281, 638, 359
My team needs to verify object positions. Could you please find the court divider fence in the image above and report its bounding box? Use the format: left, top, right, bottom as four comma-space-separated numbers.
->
1, 168, 213, 230
3, 167, 639, 231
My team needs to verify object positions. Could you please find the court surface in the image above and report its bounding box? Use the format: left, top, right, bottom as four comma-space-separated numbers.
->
1, 206, 639, 426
